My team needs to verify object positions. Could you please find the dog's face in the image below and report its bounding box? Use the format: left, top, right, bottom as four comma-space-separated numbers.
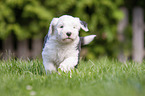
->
56, 16, 80, 43
48, 15, 89, 43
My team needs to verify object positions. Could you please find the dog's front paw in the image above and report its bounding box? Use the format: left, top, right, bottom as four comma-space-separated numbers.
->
58, 65, 72, 72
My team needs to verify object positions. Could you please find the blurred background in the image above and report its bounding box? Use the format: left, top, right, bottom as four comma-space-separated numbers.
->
0, 0, 145, 62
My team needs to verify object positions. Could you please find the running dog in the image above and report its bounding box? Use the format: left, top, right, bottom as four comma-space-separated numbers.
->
42, 15, 96, 74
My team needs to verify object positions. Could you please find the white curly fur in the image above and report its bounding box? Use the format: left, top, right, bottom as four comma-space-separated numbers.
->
42, 15, 96, 74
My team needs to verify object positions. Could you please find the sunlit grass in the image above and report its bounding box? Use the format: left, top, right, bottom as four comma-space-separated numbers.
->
0, 58, 145, 96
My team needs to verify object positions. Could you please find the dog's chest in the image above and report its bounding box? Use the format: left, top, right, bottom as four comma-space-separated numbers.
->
56, 47, 77, 61
44, 42, 79, 65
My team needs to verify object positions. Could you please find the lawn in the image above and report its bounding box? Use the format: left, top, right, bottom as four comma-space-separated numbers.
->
0, 58, 145, 96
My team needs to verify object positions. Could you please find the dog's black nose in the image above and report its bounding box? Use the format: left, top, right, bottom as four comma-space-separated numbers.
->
66, 32, 72, 36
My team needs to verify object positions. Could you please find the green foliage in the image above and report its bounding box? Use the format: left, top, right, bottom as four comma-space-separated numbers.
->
0, 58, 145, 96
0, 0, 124, 58
73, 0, 124, 59
0, 0, 53, 39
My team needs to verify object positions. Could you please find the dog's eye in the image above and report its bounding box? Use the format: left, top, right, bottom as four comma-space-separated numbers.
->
73, 26, 76, 29
60, 26, 63, 28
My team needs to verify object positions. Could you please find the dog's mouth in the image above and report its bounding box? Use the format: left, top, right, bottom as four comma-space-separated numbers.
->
63, 37, 73, 40
62, 38, 73, 42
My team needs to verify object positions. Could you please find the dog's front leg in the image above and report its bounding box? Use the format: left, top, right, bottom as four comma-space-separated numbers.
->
58, 57, 78, 72
43, 60, 57, 74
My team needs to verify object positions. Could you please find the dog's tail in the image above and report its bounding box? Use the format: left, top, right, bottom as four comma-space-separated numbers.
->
80, 35, 96, 45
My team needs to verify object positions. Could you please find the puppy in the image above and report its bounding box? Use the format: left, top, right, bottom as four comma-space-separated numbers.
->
42, 15, 96, 74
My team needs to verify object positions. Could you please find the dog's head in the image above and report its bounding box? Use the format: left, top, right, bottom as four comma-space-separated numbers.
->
48, 15, 89, 43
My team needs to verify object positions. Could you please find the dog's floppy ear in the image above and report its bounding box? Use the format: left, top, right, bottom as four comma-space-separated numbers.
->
48, 18, 59, 36
80, 21, 89, 32
75, 17, 89, 32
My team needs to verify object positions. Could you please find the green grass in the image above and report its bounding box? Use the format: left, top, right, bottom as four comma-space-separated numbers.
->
0, 58, 145, 96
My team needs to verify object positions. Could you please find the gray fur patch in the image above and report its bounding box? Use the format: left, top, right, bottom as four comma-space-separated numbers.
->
43, 34, 48, 48
80, 21, 87, 28
75, 37, 84, 68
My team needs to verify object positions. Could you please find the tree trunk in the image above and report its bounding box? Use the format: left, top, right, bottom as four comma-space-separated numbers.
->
31, 38, 42, 58
132, 7, 144, 63
117, 7, 128, 62
17, 39, 30, 59
2, 34, 15, 60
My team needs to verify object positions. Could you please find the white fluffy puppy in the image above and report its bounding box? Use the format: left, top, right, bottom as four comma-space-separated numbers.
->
42, 15, 96, 74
